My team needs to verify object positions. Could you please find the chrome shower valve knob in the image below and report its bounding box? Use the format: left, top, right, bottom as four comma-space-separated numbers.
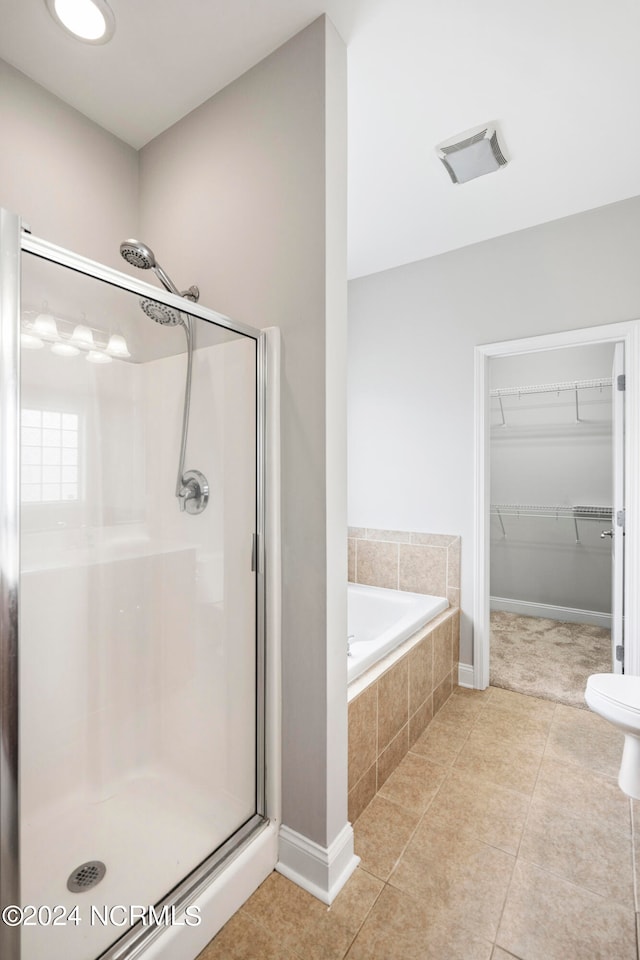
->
179, 469, 209, 515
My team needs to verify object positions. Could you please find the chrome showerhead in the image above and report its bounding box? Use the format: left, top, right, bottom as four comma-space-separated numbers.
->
140, 298, 182, 327
120, 239, 156, 271
119, 238, 199, 303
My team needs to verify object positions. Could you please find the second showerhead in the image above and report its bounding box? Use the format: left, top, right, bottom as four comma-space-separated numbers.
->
139, 298, 182, 327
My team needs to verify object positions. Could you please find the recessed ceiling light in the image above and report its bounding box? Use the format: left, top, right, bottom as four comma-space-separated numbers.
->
45, 0, 115, 44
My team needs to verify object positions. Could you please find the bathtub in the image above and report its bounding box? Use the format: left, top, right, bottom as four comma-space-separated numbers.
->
347, 583, 449, 683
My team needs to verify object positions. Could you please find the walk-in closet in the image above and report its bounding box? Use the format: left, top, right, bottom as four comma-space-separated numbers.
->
489, 342, 622, 707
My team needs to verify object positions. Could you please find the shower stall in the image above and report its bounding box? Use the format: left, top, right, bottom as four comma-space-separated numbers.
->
0, 208, 279, 960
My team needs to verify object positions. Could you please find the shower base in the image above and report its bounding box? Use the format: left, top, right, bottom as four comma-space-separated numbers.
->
21, 767, 252, 960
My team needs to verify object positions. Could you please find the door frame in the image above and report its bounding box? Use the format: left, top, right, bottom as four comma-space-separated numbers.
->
473, 320, 640, 689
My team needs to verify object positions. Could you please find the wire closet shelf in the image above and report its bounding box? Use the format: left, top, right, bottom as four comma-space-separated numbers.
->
490, 377, 613, 425
490, 504, 613, 542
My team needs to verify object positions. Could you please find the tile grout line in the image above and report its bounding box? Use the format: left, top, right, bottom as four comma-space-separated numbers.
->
489, 700, 556, 956
512, 701, 556, 862
632, 796, 640, 960
380, 746, 455, 890
384, 686, 495, 887
339, 876, 387, 960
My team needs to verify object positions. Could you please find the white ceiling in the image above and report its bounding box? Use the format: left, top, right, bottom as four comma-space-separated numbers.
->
2, 0, 640, 279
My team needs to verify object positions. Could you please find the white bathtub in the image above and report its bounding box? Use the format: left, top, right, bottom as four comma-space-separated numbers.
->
347, 583, 448, 683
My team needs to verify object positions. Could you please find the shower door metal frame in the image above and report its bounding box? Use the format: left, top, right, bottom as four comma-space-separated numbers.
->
0, 209, 21, 960
0, 208, 269, 960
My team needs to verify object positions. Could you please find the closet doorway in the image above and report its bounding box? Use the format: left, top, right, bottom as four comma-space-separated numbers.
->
488, 342, 620, 706
473, 321, 640, 700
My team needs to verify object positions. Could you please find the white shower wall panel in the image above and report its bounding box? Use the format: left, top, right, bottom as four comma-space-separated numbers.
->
143, 335, 257, 816
20, 545, 196, 826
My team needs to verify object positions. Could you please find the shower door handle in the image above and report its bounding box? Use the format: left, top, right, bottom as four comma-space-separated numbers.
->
251, 533, 259, 572
600, 529, 614, 539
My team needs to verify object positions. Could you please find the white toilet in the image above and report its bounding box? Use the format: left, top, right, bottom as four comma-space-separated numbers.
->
585, 673, 640, 798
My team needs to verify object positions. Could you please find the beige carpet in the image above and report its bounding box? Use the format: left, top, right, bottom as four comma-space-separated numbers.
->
490, 610, 612, 709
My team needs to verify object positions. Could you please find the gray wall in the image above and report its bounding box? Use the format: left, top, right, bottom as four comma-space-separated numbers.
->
348, 196, 640, 665
0, 16, 349, 853
0, 59, 138, 268
139, 17, 348, 847
490, 344, 614, 614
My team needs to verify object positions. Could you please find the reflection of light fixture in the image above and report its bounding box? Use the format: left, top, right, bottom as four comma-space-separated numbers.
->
105, 334, 131, 358
21, 333, 44, 349
51, 342, 80, 357
21, 309, 130, 364
436, 123, 508, 184
70, 324, 94, 349
45, 0, 116, 44
33, 312, 59, 341
86, 350, 112, 364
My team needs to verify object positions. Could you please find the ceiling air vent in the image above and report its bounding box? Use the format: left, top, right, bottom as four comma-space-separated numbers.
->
436, 123, 508, 184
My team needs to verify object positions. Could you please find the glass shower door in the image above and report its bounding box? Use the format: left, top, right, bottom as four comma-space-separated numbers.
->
14, 239, 263, 960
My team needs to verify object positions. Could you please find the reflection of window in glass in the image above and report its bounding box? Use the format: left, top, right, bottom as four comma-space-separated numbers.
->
21, 410, 79, 503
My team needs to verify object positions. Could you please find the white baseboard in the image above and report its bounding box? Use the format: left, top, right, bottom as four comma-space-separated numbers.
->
276, 822, 360, 905
490, 596, 611, 629
458, 663, 475, 688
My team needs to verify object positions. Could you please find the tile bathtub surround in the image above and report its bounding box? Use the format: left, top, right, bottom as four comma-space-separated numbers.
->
199, 688, 636, 960
348, 607, 458, 823
348, 528, 461, 607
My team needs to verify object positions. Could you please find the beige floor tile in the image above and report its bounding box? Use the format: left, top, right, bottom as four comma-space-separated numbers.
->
473, 705, 552, 747
378, 752, 447, 814
345, 884, 493, 960
545, 703, 623, 778
409, 717, 468, 766
390, 812, 515, 940
533, 758, 630, 831
491, 949, 521, 960
241, 871, 325, 945
453, 731, 542, 795
497, 859, 637, 960
454, 685, 494, 702
430, 692, 487, 730
327, 867, 384, 919
518, 802, 634, 903
291, 868, 383, 960
197, 911, 298, 960
632, 800, 640, 912
353, 795, 421, 881
426, 767, 530, 855
488, 687, 556, 720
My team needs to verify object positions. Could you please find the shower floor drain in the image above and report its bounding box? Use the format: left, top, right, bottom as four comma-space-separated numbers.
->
67, 860, 106, 893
